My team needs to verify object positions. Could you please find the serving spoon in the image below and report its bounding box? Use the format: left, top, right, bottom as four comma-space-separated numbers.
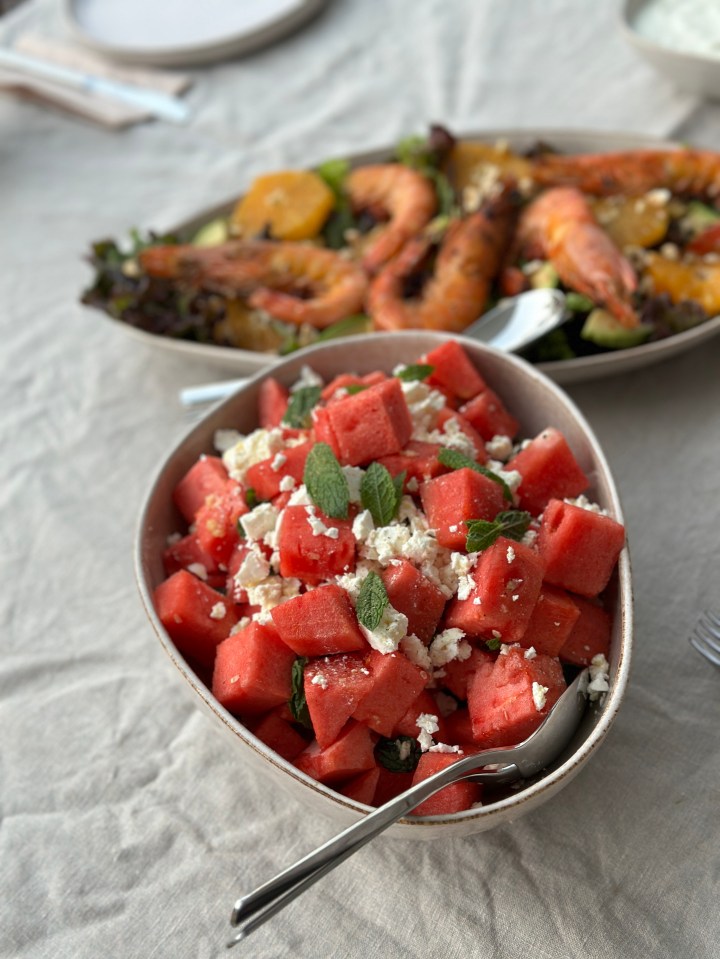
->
179, 288, 567, 408
226, 666, 589, 947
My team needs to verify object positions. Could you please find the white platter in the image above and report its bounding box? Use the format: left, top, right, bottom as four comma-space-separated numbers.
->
135, 331, 633, 839
64, 0, 330, 68
92, 129, 720, 385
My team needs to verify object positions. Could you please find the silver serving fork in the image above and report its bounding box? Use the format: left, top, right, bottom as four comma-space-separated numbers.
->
689, 610, 720, 667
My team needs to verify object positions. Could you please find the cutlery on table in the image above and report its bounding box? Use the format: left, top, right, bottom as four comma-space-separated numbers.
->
688, 610, 720, 667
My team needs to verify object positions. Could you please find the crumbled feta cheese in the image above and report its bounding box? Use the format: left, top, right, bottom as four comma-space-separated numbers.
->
587, 653, 610, 701
342, 465, 365, 504
241, 502, 279, 541
496, 468, 522, 494
401, 634, 432, 672
506, 545, 516, 564
564, 494, 608, 516
485, 434, 513, 461
416, 713, 440, 752
352, 509, 375, 544
450, 551, 478, 600
271, 452, 287, 472
521, 528, 538, 548
406, 476, 419, 493
429, 629, 471, 667
311, 673, 329, 690
234, 548, 271, 587
230, 616, 251, 635
166, 532, 182, 546
279, 474, 296, 492
360, 606, 408, 654
245, 575, 302, 618
532, 682, 548, 711
306, 506, 340, 539
186, 562, 208, 581
398, 740, 412, 762
401, 379, 446, 433
335, 563, 374, 603
289, 364, 323, 392
209, 602, 227, 620
428, 742, 462, 754
213, 429, 242, 454
524, 646, 537, 660
287, 483, 312, 507
222, 427, 285, 482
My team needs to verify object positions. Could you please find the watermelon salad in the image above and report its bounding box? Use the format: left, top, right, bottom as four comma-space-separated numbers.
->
154, 340, 624, 815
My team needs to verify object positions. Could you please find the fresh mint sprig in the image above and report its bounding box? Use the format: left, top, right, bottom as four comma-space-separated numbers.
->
289, 657, 312, 728
360, 462, 405, 527
282, 385, 322, 429
464, 510, 532, 552
356, 570, 389, 632
303, 442, 349, 519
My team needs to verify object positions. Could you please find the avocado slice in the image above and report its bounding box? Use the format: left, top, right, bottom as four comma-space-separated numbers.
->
192, 217, 230, 247
528, 261, 560, 289
581, 309, 652, 349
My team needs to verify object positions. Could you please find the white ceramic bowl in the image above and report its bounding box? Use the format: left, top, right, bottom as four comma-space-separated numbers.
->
135, 332, 633, 839
621, 0, 720, 101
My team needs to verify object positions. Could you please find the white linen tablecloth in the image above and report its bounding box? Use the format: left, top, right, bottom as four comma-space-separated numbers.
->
2, 1, 719, 957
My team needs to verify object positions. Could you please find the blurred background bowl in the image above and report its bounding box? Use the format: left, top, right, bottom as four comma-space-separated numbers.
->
135, 332, 632, 839
621, 0, 720, 101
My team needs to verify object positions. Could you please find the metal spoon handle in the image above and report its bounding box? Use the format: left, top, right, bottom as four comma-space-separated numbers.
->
228, 752, 517, 946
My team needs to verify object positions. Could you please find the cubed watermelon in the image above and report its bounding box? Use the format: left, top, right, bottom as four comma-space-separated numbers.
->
440, 647, 495, 700
154, 569, 239, 668
258, 377, 289, 429
271, 584, 367, 656
444, 537, 545, 643
244, 441, 313, 501
538, 499, 625, 598
249, 709, 309, 761
523, 583, 581, 656
381, 560, 446, 644
162, 532, 225, 589
372, 767, 415, 806
212, 621, 296, 718
505, 427, 589, 515
435, 409, 488, 460
420, 467, 506, 550
324, 378, 412, 466
558, 594, 611, 666
294, 720, 376, 785
321, 371, 387, 402
173, 455, 230, 523
353, 649, 429, 736
304, 652, 374, 748
392, 689, 448, 741
411, 752, 481, 816
423, 341, 487, 401
339, 766, 381, 804
194, 481, 249, 565
376, 440, 448, 490
459, 388, 520, 442
468, 646, 566, 747
276, 505, 356, 586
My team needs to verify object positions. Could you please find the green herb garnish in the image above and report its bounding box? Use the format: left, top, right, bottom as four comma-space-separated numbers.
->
437, 447, 512, 501
394, 363, 434, 383
289, 657, 312, 728
283, 385, 322, 429
245, 487, 258, 509
565, 292, 595, 313
356, 571, 389, 632
485, 638, 502, 652
303, 442, 350, 519
465, 510, 532, 552
360, 462, 405, 527
376, 735, 422, 773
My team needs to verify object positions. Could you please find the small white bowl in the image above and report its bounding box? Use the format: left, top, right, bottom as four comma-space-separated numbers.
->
621, 0, 720, 101
135, 332, 633, 840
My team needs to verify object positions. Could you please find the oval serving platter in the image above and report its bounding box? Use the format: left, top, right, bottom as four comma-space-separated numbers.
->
135, 331, 633, 839
96, 128, 720, 385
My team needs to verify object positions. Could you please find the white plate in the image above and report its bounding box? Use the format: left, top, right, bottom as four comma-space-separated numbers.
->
620, 0, 720, 101
64, 0, 330, 68
92, 129, 720, 385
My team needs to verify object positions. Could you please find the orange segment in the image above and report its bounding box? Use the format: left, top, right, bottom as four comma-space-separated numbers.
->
445, 141, 533, 194
231, 170, 335, 241
591, 195, 669, 250
644, 252, 720, 315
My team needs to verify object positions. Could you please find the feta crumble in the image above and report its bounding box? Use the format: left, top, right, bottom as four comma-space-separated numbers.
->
532, 681, 548, 711
416, 713, 440, 752
360, 605, 409, 654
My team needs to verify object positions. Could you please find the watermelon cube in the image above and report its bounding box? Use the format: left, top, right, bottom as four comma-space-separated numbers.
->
440, 647, 495, 700
352, 649, 429, 736
276, 505, 356, 586
459, 388, 520, 441
538, 499, 625, 598
505, 427, 589, 515
321, 371, 386, 402
294, 720, 376, 785
244, 440, 313, 501
249, 709, 309, 761
411, 752, 481, 816
304, 652, 374, 748
422, 340, 487, 401
442, 707, 474, 746
162, 532, 225, 589
194, 481, 249, 565
381, 560, 446, 644
372, 767, 415, 806
324, 378, 413, 466
376, 440, 448, 490
258, 377, 289, 429
271, 583, 367, 656
435, 409, 488, 460
468, 646, 566, 747
523, 584, 581, 656
420, 467, 506, 550
558, 594, 611, 666
444, 537, 545, 644
339, 766, 381, 805
310, 406, 341, 458
173, 455, 230, 523
212, 621, 297, 718
392, 689, 448, 741
153, 569, 239, 668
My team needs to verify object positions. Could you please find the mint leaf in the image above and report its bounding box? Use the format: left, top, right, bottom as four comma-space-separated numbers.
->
303, 442, 349, 519
245, 487, 258, 509
289, 657, 312, 728
485, 638, 502, 651
395, 363, 434, 382
361, 462, 403, 526
344, 384, 368, 395
437, 447, 512, 501
356, 570, 388, 631
283, 385, 322, 429
376, 735, 421, 773
465, 510, 532, 552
